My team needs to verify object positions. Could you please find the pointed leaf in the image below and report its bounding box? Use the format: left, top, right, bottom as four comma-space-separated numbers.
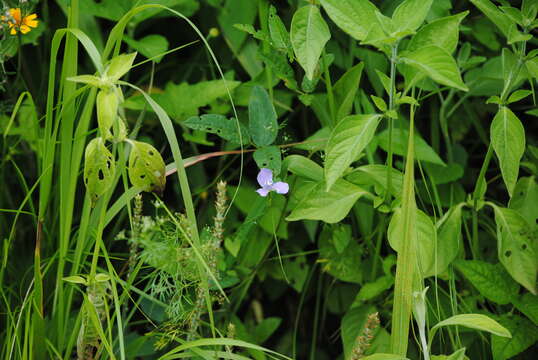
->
248, 86, 278, 147
291, 5, 331, 80
333, 62, 364, 121
128, 141, 166, 194
407, 12, 468, 54
106, 52, 137, 82
320, 0, 381, 41
431, 314, 511, 339
392, 0, 433, 33
325, 114, 382, 190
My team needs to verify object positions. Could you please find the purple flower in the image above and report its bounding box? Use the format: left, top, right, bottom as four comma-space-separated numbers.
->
256, 168, 289, 197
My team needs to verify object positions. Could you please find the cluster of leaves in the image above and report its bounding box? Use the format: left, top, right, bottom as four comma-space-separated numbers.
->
1, 0, 538, 360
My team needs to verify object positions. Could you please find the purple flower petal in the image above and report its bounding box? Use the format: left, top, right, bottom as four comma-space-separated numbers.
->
272, 181, 289, 194
256, 187, 270, 197
257, 168, 273, 187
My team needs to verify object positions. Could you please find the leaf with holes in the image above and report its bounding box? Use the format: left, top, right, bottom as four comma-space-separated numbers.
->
84, 137, 115, 206
128, 141, 166, 194
253, 146, 282, 176
184, 114, 250, 144
493, 206, 538, 294
491, 107, 525, 197
249, 86, 278, 147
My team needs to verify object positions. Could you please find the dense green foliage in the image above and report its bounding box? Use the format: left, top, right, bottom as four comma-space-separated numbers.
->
1, 0, 537, 359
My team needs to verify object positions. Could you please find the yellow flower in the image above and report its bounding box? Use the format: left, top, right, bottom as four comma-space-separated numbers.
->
3, 8, 39, 35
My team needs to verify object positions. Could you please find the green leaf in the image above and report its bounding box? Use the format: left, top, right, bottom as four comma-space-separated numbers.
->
371, 96, 387, 112
106, 52, 137, 82
67, 75, 103, 87
84, 137, 116, 205
287, 179, 369, 223
96, 88, 119, 139
258, 51, 297, 90
319, 0, 381, 41
184, 114, 249, 144
355, 275, 394, 301
526, 57, 538, 79
377, 128, 446, 166
513, 293, 538, 325
128, 140, 166, 194
248, 86, 278, 147
290, 4, 331, 80
346, 165, 404, 199
407, 12, 468, 54
401, 45, 468, 91
341, 305, 378, 359
319, 226, 363, 283
217, 0, 257, 52
431, 348, 466, 360
490, 107, 525, 196
507, 89, 532, 104
470, 0, 523, 42
253, 317, 281, 344
425, 163, 464, 184
493, 206, 538, 294
509, 176, 538, 226
325, 114, 382, 190
268, 5, 293, 59
431, 314, 512, 341
491, 315, 538, 360
284, 155, 324, 182
333, 62, 364, 121
454, 260, 519, 305
253, 146, 282, 176
123, 34, 169, 63
63, 275, 87, 285
388, 209, 437, 278
392, 0, 433, 33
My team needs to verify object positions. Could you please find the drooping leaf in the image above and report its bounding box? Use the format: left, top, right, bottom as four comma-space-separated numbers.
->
253, 146, 282, 176
325, 114, 382, 191
431, 314, 512, 339
401, 45, 468, 91
84, 137, 116, 205
454, 260, 519, 305
490, 107, 525, 196
248, 86, 278, 147
346, 165, 404, 199
184, 114, 250, 144
128, 141, 166, 194
493, 206, 538, 294
287, 179, 369, 223
290, 4, 331, 80
333, 62, 364, 121
392, 0, 433, 33
284, 155, 324, 182
320, 0, 381, 41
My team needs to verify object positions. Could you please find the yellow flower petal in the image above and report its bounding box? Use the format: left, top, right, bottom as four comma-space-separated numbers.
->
9, 8, 22, 24
10, 27, 17, 35
24, 18, 38, 28
20, 24, 30, 34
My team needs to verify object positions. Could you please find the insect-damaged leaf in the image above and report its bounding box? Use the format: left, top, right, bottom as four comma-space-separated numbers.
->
128, 140, 166, 194
84, 137, 115, 206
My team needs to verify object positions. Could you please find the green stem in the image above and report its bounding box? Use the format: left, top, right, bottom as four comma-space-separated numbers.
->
385, 43, 399, 203
323, 49, 337, 126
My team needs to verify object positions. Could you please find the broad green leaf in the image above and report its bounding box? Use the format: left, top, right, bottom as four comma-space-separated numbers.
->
507, 89, 532, 104
319, 225, 363, 283
253, 146, 282, 176
106, 52, 137, 82
355, 276, 394, 301
454, 260, 519, 305
509, 176, 538, 226
293, 126, 330, 152
253, 318, 282, 344
526, 57, 538, 79
491, 315, 538, 360
184, 114, 250, 144
470, 0, 523, 42
341, 305, 378, 359
259, 51, 297, 90
123, 34, 169, 63
431, 314, 511, 340
84, 137, 116, 205
333, 62, 364, 121
431, 348, 466, 360
290, 5, 331, 80
425, 163, 464, 184
319, 0, 381, 41
287, 179, 369, 223
96, 89, 119, 139
401, 45, 468, 91
63, 276, 87, 285
128, 141, 166, 194
388, 209, 437, 278
346, 165, 404, 199
407, 12, 468, 54
434, 204, 464, 275
490, 107, 525, 196
325, 114, 382, 190
217, 0, 257, 52
392, 0, 433, 33
513, 293, 538, 325
248, 86, 278, 147
284, 155, 324, 182
268, 5, 293, 59
493, 206, 538, 294
377, 128, 446, 166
